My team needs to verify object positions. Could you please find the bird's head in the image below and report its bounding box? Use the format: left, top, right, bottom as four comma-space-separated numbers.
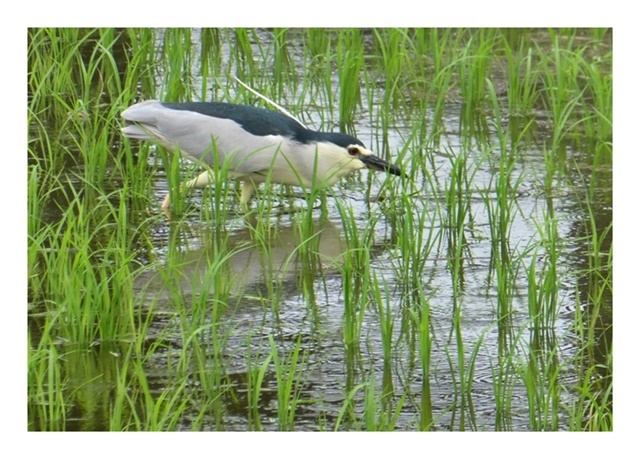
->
343, 143, 405, 177
314, 131, 405, 180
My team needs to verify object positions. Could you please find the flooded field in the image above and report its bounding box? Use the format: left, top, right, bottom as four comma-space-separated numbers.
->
28, 28, 612, 432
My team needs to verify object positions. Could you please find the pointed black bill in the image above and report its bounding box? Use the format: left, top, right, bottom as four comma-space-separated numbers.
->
359, 154, 405, 177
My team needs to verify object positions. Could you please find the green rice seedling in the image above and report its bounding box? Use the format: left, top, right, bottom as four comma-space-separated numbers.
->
77, 29, 124, 101
28, 28, 92, 117
27, 341, 68, 431
30, 198, 114, 345
159, 28, 194, 101
484, 78, 526, 276
398, 31, 445, 118
517, 331, 561, 431
194, 145, 237, 229
571, 161, 612, 354
269, 335, 308, 431
371, 29, 410, 108
399, 29, 432, 84
241, 220, 286, 325
444, 149, 475, 291
304, 28, 332, 61
288, 175, 338, 311
154, 146, 191, 218
268, 28, 295, 101
442, 148, 477, 431
568, 165, 612, 432
590, 28, 610, 41
53, 344, 128, 430
504, 43, 540, 117
517, 213, 564, 431
406, 29, 456, 140
484, 167, 522, 351
245, 338, 272, 431
28, 29, 131, 184
526, 247, 560, 335
566, 344, 612, 431
182, 322, 231, 430
64, 100, 123, 186
443, 296, 483, 431
376, 128, 442, 432
28, 110, 62, 186
527, 145, 562, 333
583, 223, 612, 353
573, 290, 611, 409
334, 200, 380, 423
144, 225, 243, 430
528, 206, 562, 335
336, 29, 364, 128
392, 192, 442, 310
27, 164, 47, 240
537, 35, 590, 147
370, 272, 395, 404
28, 28, 159, 225
483, 80, 535, 430
29, 28, 130, 118
488, 338, 519, 431
393, 178, 444, 430
118, 133, 156, 217
231, 28, 258, 86
415, 290, 434, 430
578, 53, 613, 151
362, 376, 378, 431
198, 28, 222, 100
549, 92, 586, 173
333, 382, 366, 431
362, 375, 406, 431
30, 289, 150, 430
335, 201, 377, 351
290, 215, 325, 311
457, 29, 498, 131
364, 29, 417, 153
111, 352, 193, 431
121, 28, 160, 99
303, 29, 336, 117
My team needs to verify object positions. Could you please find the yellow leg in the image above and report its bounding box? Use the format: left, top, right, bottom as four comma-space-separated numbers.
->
161, 193, 171, 215
161, 170, 214, 217
185, 170, 216, 189
162, 172, 256, 215
240, 180, 256, 208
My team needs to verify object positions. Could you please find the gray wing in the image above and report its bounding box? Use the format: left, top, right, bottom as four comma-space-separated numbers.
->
121, 100, 287, 173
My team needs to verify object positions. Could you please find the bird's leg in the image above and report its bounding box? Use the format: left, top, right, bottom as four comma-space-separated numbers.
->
161, 170, 215, 218
161, 193, 172, 217
240, 180, 256, 209
185, 169, 217, 189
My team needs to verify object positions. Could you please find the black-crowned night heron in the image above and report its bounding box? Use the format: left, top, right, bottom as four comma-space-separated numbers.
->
121, 100, 404, 213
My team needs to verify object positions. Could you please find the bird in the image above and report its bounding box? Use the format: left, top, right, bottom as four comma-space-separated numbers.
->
121, 100, 404, 214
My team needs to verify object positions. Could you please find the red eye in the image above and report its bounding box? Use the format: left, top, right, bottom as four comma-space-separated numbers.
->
348, 147, 359, 156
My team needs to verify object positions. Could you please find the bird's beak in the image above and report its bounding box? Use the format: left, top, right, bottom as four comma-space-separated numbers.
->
358, 153, 405, 177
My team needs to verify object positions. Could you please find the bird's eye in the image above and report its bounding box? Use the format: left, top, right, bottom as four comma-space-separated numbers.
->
347, 146, 359, 156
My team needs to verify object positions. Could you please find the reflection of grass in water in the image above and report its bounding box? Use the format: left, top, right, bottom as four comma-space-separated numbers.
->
27, 27, 612, 431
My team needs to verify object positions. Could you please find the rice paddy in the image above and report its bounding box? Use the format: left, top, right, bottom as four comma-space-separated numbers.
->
27, 27, 612, 431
